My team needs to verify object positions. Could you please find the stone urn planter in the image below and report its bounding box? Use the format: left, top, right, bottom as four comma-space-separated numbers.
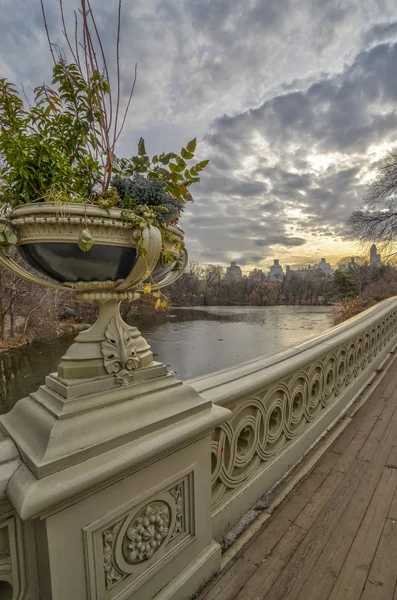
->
0, 202, 187, 383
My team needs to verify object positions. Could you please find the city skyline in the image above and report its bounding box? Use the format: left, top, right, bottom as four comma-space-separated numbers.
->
213, 243, 383, 278
2, 2, 397, 270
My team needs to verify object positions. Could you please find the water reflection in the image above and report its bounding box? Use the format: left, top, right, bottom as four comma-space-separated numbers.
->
0, 305, 332, 415
0, 338, 73, 414
145, 306, 332, 380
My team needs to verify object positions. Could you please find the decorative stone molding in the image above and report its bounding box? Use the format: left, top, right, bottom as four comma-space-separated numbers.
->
193, 301, 397, 532
84, 473, 194, 599
123, 502, 170, 563
0, 513, 31, 599
169, 483, 184, 541
9, 205, 142, 247
101, 316, 142, 385
102, 526, 123, 591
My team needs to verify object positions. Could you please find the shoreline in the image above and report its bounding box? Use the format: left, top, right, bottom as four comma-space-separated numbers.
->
0, 322, 88, 355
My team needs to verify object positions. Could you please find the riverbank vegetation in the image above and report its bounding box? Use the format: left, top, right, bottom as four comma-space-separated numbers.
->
1, 255, 397, 349
166, 260, 397, 314
0, 254, 159, 350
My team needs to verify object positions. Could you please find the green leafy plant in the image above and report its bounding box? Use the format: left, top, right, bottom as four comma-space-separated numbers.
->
115, 137, 209, 204
0, 63, 106, 207
0, 0, 209, 282
111, 175, 183, 224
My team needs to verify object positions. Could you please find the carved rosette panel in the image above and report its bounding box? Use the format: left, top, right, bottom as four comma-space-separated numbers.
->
211, 309, 397, 511
101, 317, 141, 385
123, 502, 170, 563
84, 478, 192, 599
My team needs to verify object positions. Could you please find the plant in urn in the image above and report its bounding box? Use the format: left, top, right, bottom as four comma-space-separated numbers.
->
0, 0, 209, 478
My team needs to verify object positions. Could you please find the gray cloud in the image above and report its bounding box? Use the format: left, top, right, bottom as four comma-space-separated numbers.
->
2, 0, 397, 267
180, 35, 397, 266
362, 21, 397, 46
254, 237, 306, 248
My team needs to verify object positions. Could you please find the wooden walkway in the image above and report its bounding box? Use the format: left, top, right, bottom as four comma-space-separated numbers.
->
198, 358, 397, 600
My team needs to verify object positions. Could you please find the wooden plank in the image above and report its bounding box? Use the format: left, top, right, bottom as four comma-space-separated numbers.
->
381, 369, 397, 400
232, 524, 305, 600
386, 445, 397, 469
330, 383, 391, 458
298, 467, 397, 600
294, 467, 352, 531
386, 474, 397, 521
264, 386, 397, 600
358, 396, 397, 462
328, 468, 397, 600
293, 391, 397, 532
290, 396, 397, 600
357, 437, 380, 462
331, 415, 377, 456
252, 457, 369, 600
360, 518, 397, 599
197, 452, 339, 600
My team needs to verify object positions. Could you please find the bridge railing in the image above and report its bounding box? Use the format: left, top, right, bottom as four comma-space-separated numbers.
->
2, 299, 397, 598
0, 432, 33, 599
190, 297, 397, 538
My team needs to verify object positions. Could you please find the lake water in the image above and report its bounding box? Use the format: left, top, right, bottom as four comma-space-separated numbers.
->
0, 305, 332, 415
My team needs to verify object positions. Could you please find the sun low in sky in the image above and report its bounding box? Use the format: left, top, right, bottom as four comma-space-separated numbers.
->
2, 0, 397, 271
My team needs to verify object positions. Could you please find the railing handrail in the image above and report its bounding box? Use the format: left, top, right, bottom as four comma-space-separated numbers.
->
0, 431, 20, 506
189, 297, 397, 405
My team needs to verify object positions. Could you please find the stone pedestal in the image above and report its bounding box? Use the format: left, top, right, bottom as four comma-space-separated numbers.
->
0, 363, 229, 599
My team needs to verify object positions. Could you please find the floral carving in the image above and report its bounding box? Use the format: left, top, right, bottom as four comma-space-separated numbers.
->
169, 484, 184, 541
123, 503, 170, 563
98, 478, 191, 596
103, 526, 123, 591
101, 316, 140, 385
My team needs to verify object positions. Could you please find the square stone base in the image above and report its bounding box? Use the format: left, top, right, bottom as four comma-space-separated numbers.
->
33, 435, 219, 600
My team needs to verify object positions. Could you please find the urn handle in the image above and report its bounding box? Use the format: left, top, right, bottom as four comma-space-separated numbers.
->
0, 246, 69, 291
152, 247, 188, 290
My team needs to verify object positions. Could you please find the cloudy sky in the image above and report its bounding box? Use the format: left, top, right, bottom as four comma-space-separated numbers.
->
2, 0, 397, 271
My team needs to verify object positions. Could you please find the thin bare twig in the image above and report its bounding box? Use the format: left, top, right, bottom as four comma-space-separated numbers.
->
82, 2, 112, 188
86, 0, 113, 130
40, 0, 56, 64
114, 63, 137, 145
20, 83, 31, 108
59, 0, 79, 65
74, 10, 82, 71
112, 0, 122, 149
86, 28, 110, 163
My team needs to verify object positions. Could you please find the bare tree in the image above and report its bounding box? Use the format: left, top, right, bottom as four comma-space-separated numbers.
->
202, 265, 224, 305
348, 149, 397, 251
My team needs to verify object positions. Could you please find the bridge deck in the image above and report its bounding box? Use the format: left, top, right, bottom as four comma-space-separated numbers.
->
198, 357, 397, 600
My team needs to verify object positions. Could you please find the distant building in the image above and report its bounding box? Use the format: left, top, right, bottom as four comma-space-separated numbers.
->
338, 257, 357, 272
370, 244, 382, 267
224, 261, 243, 282
268, 259, 284, 283
287, 258, 333, 277
317, 258, 333, 276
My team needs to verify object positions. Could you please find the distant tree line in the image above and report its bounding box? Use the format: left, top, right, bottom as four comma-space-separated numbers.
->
166, 260, 397, 308
2, 254, 397, 348
0, 251, 157, 347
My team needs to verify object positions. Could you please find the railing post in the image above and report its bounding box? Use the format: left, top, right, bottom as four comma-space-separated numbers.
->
0, 340, 230, 599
